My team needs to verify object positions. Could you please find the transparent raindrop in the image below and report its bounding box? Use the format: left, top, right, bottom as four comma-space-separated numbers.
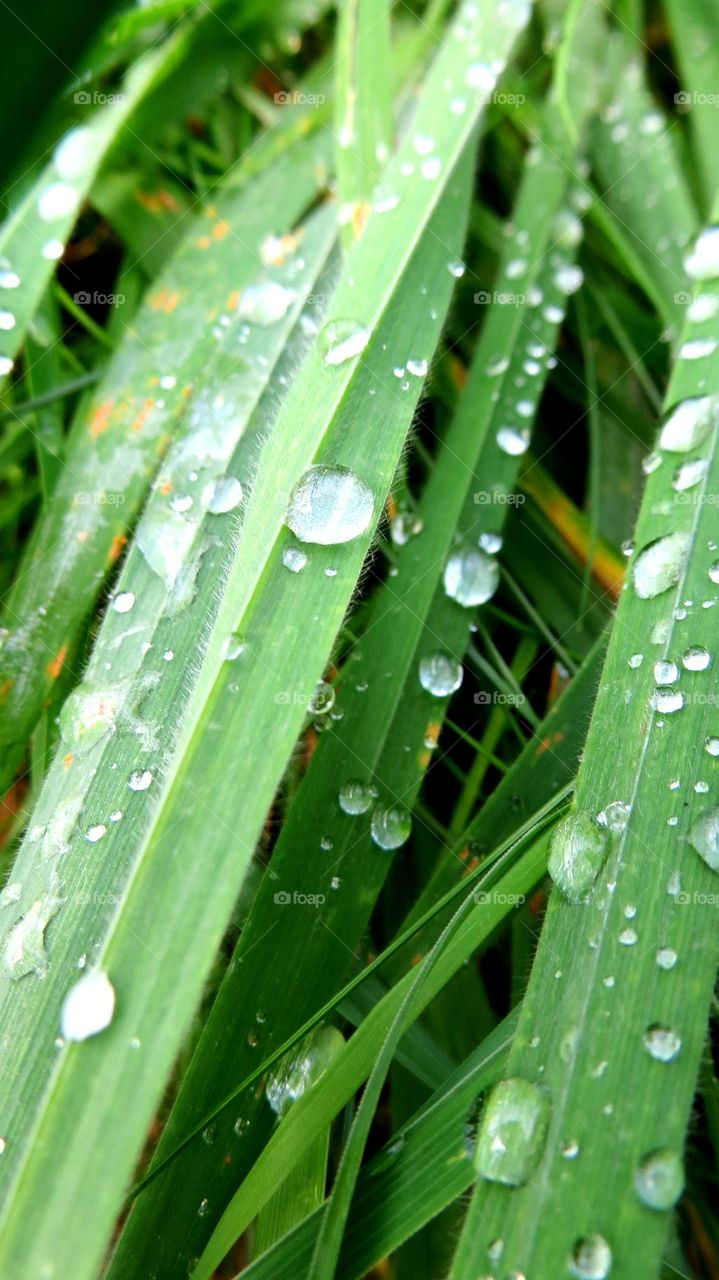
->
285, 466, 374, 544
474, 1077, 550, 1187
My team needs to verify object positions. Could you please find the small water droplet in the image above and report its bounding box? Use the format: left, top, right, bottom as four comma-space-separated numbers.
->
643, 1024, 681, 1062
656, 947, 677, 971
237, 282, 296, 325
444, 547, 499, 607
320, 319, 370, 365
569, 1234, 612, 1279
659, 396, 719, 452
688, 807, 719, 870
111, 592, 135, 614
128, 770, 153, 792
634, 1148, 684, 1210
632, 533, 690, 599
370, 804, 412, 850
339, 780, 374, 815
282, 546, 307, 573
684, 227, 719, 280
204, 475, 243, 514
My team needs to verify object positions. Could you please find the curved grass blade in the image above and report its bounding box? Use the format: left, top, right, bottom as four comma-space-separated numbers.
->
238, 1011, 517, 1280
334, 0, 392, 239
590, 38, 697, 326
0, 133, 331, 788
449, 208, 719, 1280
0, 3, 536, 1268
192, 799, 562, 1279
663, 0, 719, 211
0, 31, 187, 389
109, 98, 588, 1273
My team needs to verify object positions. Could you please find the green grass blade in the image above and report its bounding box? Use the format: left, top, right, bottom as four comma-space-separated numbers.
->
0, 32, 186, 389
334, 0, 393, 235
449, 207, 719, 1280
663, 0, 719, 211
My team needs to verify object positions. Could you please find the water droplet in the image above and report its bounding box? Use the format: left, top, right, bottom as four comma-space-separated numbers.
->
632, 533, 690, 599
628, 653, 643, 669
548, 812, 609, 904
650, 689, 684, 714
282, 546, 307, 573
643, 1024, 681, 1062
618, 926, 637, 946
371, 804, 412, 850
339, 780, 374, 815
86, 824, 107, 844
444, 547, 499, 607
682, 645, 710, 671
418, 652, 463, 697
673, 458, 708, 491
111, 591, 135, 614
285, 466, 374, 544
59, 687, 118, 752
204, 475, 243, 514
128, 770, 153, 792
406, 357, 428, 377
679, 337, 717, 360
54, 127, 93, 180
266, 1027, 341, 1116
552, 209, 583, 249
236, 282, 296, 325
309, 680, 335, 716
37, 182, 80, 222
656, 947, 677, 971
474, 1077, 550, 1187
496, 424, 531, 456
659, 396, 719, 452
569, 1234, 612, 1279
705, 737, 719, 756
653, 660, 679, 684
320, 319, 370, 365
634, 1149, 684, 1210
4, 894, 59, 980
684, 227, 719, 280
61, 970, 115, 1041
688, 807, 719, 870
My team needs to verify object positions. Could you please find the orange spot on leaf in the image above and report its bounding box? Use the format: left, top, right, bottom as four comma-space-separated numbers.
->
46, 646, 67, 680
108, 534, 127, 564
89, 400, 114, 439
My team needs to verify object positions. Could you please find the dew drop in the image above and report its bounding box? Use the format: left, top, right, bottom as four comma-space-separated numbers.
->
658, 396, 719, 452
111, 591, 135, 615
688, 807, 719, 870
418, 652, 463, 697
548, 812, 609, 904
320, 319, 370, 365
285, 466, 374, 545
339, 780, 374, 815
643, 1024, 681, 1062
474, 1077, 550, 1187
682, 645, 710, 671
684, 227, 719, 280
61, 970, 115, 1042
128, 770, 153, 792
236, 282, 296, 325
634, 1149, 684, 1210
309, 680, 335, 716
632, 533, 690, 599
569, 1234, 612, 1279
204, 475, 243, 514
444, 546, 499, 607
496, 424, 531, 456
370, 804, 412, 850
282, 546, 307, 573
656, 947, 677, 971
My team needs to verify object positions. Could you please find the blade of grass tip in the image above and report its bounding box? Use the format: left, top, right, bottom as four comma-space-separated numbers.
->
589, 35, 697, 328
251, 1026, 345, 1260
448, 206, 719, 1280
110, 82, 593, 1273
106, 127, 478, 1280
334, 0, 393, 244
663, 0, 719, 213
0, 5, 534, 1272
0, 27, 189, 390
239, 1010, 519, 1280
0, 132, 332, 791
189, 796, 565, 1280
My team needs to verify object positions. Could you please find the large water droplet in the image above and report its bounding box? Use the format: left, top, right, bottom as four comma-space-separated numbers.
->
643, 1024, 681, 1062
285, 466, 374, 544
634, 1149, 684, 1210
548, 812, 609, 904
54, 127, 93, 180
688, 807, 719, 870
204, 475, 243, 514
339, 780, 374, 815
659, 396, 719, 452
60, 970, 115, 1041
569, 1234, 612, 1279
684, 227, 719, 280
474, 1077, 550, 1186
632, 533, 690, 599
418, 652, 463, 697
682, 645, 710, 671
444, 547, 499, 607
320, 319, 370, 365
59, 687, 119, 753
370, 804, 412, 850
237, 282, 296, 325
266, 1026, 342, 1116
